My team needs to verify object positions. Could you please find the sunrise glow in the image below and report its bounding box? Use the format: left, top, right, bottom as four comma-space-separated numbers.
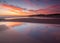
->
0, 4, 34, 16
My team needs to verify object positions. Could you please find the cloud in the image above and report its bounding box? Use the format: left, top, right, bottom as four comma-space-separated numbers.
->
0, 3, 60, 16
0, 4, 34, 16
35, 4, 60, 14
46, 4, 60, 14
47, 4, 60, 9
23, 0, 37, 6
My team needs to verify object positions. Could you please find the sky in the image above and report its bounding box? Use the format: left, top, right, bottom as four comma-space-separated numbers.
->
0, 0, 60, 10
0, 0, 60, 15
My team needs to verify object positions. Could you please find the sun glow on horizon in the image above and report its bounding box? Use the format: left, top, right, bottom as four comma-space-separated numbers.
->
0, 4, 33, 16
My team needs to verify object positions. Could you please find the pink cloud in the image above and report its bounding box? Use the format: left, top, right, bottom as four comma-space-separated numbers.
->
35, 4, 60, 14
47, 4, 60, 9
23, 0, 37, 6
1, 4, 23, 11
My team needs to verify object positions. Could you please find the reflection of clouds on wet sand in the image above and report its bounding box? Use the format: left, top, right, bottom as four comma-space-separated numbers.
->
13, 23, 60, 43
0, 22, 60, 43
0, 22, 23, 27
27, 23, 60, 43
0, 22, 28, 43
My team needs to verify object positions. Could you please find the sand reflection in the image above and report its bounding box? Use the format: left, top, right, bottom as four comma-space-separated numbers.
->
0, 22, 23, 27
0, 22, 23, 31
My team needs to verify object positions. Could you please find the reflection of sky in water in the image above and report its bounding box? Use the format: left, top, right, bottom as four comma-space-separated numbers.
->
13, 23, 60, 32
13, 23, 60, 42
0, 22, 23, 27
0, 22, 60, 43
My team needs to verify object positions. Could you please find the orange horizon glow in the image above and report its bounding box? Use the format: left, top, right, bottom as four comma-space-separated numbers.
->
0, 4, 60, 17
0, 4, 34, 16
